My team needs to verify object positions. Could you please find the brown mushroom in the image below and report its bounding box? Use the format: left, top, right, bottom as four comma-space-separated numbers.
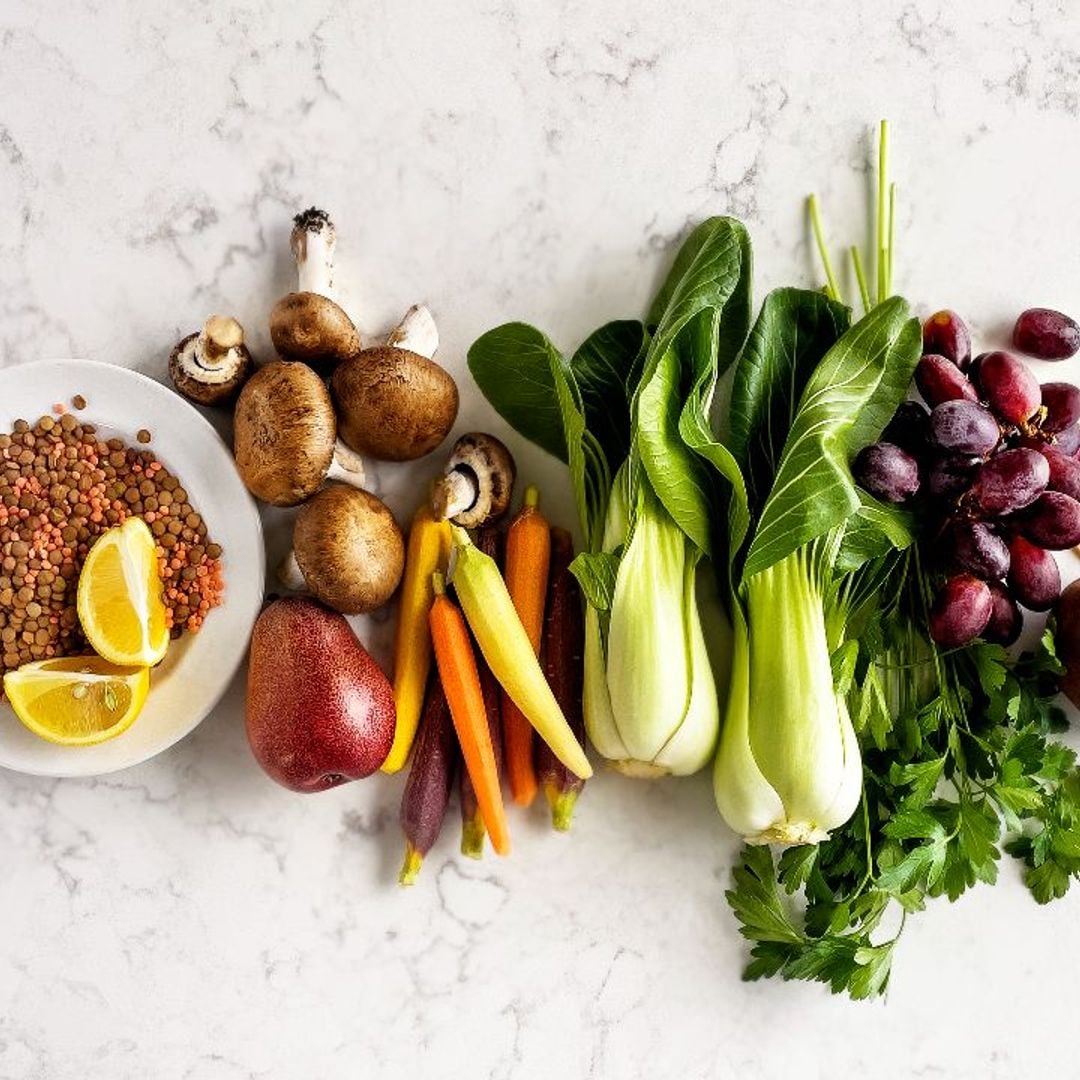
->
278, 485, 405, 614
431, 432, 516, 528
233, 361, 364, 506
168, 315, 254, 406
331, 305, 459, 461
269, 208, 361, 373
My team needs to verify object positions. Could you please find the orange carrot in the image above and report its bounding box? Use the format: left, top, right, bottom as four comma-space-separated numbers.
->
501, 486, 550, 806
429, 572, 510, 856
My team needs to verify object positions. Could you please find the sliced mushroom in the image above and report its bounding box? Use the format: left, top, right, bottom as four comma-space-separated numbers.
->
234, 361, 364, 507
270, 208, 361, 373
168, 315, 254, 406
278, 485, 405, 614
331, 305, 459, 462
431, 432, 516, 528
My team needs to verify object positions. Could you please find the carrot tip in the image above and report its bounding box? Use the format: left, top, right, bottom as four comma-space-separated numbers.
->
461, 814, 486, 860
399, 843, 423, 886
545, 785, 579, 832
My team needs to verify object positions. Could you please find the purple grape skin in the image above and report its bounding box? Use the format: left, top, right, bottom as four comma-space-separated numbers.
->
915, 354, 979, 408
928, 401, 1001, 456
1055, 424, 1080, 457
882, 401, 931, 457
1040, 382, 1080, 434
984, 581, 1023, 646
1040, 446, 1080, 501
1013, 308, 1080, 361
965, 447, 1049, 517
923, 310, 972, 370
929, 574, 993, 647
852, 442, 920, 504
974, 351, 1042, 426
928, 454, 981, 499
1019, 491, 1080, 550
1007, 536, 1061, 610
950, 521, 1011, 580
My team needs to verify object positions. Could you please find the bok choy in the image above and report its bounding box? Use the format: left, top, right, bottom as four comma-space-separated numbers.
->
469, 218, 753, 776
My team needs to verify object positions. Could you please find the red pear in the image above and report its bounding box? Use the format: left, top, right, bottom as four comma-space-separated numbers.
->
246, 597, 395, 791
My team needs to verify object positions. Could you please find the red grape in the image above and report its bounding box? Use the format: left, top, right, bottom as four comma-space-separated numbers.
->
1007, 536, 1061, 610
984, 581, 1022, 646
923, 310, 972, 370
1055, 424, 1080, 456
1039, 446, 1080, 501
852, 442, 920, 504
928, 401, 1000, 456
915, 354, 978, 408
949, 521, 1010, 580
1040, 382, 1080, 433
929, 574, 993, 647
965, 447, 1049, 517
1019, 491, 1080, 549
1013, 308, 1080, 361
975, 351, 1041, 426
928, 454, 981, 499
882, 401, 930, 457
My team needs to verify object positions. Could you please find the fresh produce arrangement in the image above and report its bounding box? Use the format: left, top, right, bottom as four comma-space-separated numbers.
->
6, 127, 1080, 1003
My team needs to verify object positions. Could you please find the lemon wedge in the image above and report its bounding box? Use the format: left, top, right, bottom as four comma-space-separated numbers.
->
77, 517, 170, 667
3, 657, 150, 746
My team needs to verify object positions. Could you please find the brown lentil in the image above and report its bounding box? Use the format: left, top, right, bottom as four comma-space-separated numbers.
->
72, 395, 87, 411
0, 412, 226, 682
137, 429, 152, 444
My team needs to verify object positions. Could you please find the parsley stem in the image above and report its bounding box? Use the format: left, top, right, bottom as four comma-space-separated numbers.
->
876, 119, 889, 304
850, 246, 871, 314
808, 194, 842, 304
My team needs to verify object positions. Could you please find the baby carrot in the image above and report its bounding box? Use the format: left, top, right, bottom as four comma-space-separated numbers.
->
460, 526, 506, 858
501, 486, 550, 806
429, 572, 510, 856
536, 527, 586, 831
384, 504, 452, 773
399, 675, 457, 885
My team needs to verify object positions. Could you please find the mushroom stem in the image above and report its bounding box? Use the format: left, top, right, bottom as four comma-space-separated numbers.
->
290, 208, 337, 298
386, 304, 438, 360
199, 315, 245, 366
278, 550, 306, 592
431, 467, 477, 521
326, 438, 366, 488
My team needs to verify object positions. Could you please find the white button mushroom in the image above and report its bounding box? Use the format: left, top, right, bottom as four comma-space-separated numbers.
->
278, 484, 405, 614
168, 315, 254, 406
330, 305, 459, 462
233, 361, 365, 507
430, 432, 517, 527
270, 208, 361, 374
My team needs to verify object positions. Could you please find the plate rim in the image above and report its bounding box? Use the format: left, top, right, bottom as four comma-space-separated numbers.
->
0, 357, 264, 778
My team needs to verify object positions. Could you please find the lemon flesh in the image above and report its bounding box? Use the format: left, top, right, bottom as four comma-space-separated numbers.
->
78, 518, 169, 667
3, 657, 150, 746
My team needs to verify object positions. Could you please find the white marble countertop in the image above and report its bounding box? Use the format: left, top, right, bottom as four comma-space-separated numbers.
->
4, 2, 1080, 1077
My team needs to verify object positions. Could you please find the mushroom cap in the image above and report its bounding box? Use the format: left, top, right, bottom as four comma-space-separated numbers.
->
442, 432, 516, 528
168, 330, 253, 408
293, 485, 405, 614
233, 361, 337, 506
331, 345, 459, 461
270, 292, 360, 374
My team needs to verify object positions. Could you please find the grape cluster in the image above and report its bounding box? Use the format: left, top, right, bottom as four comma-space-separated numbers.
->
852, 307, 1080, 649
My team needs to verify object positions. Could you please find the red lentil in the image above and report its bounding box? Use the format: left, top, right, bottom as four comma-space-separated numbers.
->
0, 412, 225, 681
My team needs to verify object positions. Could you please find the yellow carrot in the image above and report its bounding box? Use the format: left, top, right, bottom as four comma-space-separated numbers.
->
501, 486, 550, 806
384, 504, 452, 773
450, 526, 592, 780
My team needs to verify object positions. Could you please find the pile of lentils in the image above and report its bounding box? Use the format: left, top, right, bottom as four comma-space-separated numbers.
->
0, 400, 224, 680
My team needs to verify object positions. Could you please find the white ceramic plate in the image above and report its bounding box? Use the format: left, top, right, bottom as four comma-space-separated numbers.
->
0, 359, 264, 777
